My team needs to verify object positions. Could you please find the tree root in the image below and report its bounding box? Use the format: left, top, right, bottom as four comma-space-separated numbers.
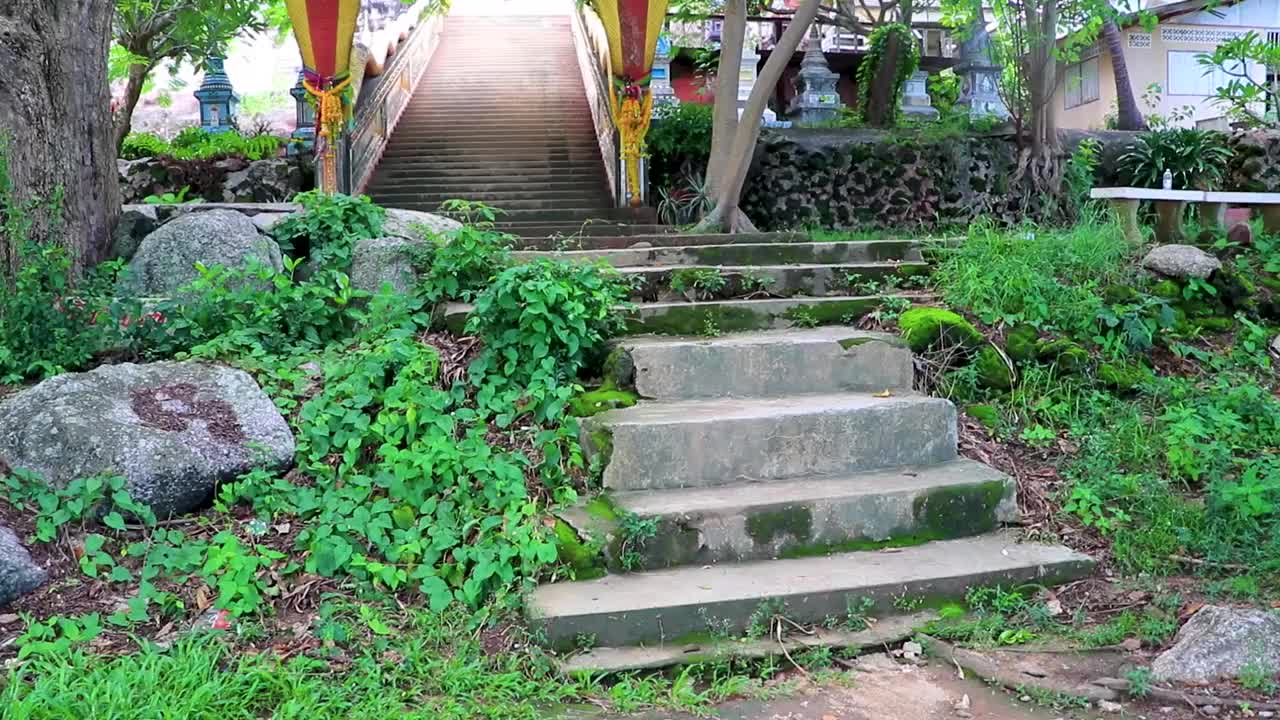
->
921, 634, 1119, 702
1093, 677, 1280, 713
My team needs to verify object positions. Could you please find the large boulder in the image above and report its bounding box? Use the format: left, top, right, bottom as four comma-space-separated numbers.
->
381, 208, 463, 241
1151, 605, 1280, 684
343, 209, 462, 294
0, 525, 46, 608
221, 159, 304, 203
0, 361, 295, 517
1142, 244, 1222, 280
120, 209, 284, 296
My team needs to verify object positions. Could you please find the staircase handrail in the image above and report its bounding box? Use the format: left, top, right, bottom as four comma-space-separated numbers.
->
570, 3, 621, 207
348, 1, 446, 195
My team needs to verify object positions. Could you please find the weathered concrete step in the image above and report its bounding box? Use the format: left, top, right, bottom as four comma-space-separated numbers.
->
582, 392, 957, 491
527, 533, 1095, 649
370, 192, 611, 209
620, 262, 930, 300
512, 240, 923, 268
498, 222, 669, 238
563, 460, 1017, 572
561, 611, 934, 673
610, 327, 913, 400
515, 231, 806, 250
623, 295, 890, 335
368, 181, 605, 195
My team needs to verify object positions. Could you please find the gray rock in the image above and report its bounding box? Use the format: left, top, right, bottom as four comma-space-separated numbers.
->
0, 525, 46, 607
381, 208, 462, 241
110, 205, 159, 262
221, 159, 303, 203
120, 209, 283, 296
1142, 244, 1222, 280
348, 236, 429, 295
251, 212, 291, 234
0, 361, 295, 517
1151, 605, 1280, 683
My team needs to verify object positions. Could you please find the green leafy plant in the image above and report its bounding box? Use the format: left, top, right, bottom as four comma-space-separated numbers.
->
271, 191, 385, 268
142, 185, 202, 204
657, 172, 715, 226
669, 267, 726, 301
856, 23, 920, 126
617, 512, 658, 571
413, 224, 512, 303
647, 102, 713, 192
1118, 128, 1232, 190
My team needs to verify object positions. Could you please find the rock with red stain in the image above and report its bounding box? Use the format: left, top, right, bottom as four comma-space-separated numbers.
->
0, 361, 295, 517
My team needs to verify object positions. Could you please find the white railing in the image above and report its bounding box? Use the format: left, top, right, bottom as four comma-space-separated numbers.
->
570, 3, 623, 207
348, 3, 446, 194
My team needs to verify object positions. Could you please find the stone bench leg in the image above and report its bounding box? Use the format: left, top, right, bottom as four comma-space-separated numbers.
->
1263, 206, 1280, 235
1154, 200, 1186, 244
1198, 201, 1226, 231
1110, 198, 1142, 246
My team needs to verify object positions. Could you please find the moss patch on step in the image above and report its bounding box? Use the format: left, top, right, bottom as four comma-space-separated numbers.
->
569, 388, 638, 418
911, 480, 1008, 540
745, 506, 814, 547
552, 520, 607, 581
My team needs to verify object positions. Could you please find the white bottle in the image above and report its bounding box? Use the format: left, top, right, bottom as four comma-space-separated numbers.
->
1162, 169, 1173, 190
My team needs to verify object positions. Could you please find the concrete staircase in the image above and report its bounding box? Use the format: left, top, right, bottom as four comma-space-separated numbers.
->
517, 237, 1095, 670
364, 15, 658, 237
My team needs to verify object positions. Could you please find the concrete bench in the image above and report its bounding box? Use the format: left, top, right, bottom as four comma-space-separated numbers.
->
1091, 187, 1280, 244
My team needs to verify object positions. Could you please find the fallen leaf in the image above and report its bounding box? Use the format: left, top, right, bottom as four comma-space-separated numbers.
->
873, 389, 894, 398
1121, 638, 1142, 652
195, 586, 212, 611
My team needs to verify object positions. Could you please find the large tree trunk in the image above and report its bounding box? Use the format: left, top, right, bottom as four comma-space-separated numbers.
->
705, 0, 747, 197
1101, 19, 1147, 131
697, 0, 823, 232
0, 0, 120, 277
114, 60, 156, 151
863, 0, 914, 127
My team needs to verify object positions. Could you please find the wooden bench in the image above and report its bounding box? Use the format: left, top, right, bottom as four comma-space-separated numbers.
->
1090, 187, 1280, 244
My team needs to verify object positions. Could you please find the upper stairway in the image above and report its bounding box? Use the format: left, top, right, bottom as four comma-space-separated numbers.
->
365, 14, 658, 238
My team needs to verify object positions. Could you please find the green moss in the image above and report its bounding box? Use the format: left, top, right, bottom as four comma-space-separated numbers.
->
783, 298, 880, 327
1258, 276, 1280, 294
1102, 284, 1140, 305
624, 304, 773, 336
1192, 316, 1235, 333
775, 533, 934, 560
1097, 361, 1149, 392
912, 481, 1008, 539
745, 506, 814, 547
1150, 279, 1182, 300
838, 335, 908, 350
1035, 338, 1089, 373
1211, 268, 1256, 310
965, 404, 1000, 431
601, 345, 635, 391
974, 346, 1013, 390
1004, 324, 1039, 364
583, 495, 619, 523
569, 388, 638, 418
897, 307, 983, 353
585, 425, 613, 470
553, 520, 606, 580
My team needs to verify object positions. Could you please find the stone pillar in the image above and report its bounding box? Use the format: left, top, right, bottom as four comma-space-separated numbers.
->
1110, 199, 1143, 247
899, 70, 939, 120
953, 19, 1010, 121
194, 57, 240, 133
1154, 201, 1187, 244
1198, 201, 1227, 231
788, 26, 841, 125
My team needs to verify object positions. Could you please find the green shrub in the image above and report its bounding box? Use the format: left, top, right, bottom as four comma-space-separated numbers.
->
120, 127, 285, 162
1118, 128, 1232, 190
119, 132, 171, 160
647, 102, 713, 192
271, 191, 385, 268
466, 260, 630, 397
414, 224, 512, 303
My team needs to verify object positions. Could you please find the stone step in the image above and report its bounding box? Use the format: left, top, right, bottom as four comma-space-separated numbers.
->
563, 459, 1017, 572
497, 222, 670, 238
370, 170, 606, 184
609, 327, 913, 401
526, 534, 1095, 650
582, 392, 957, 492
620, 261, 930, 300
623, 295, 891, 335
515, 232, 807, 251
511, 240, 923, 268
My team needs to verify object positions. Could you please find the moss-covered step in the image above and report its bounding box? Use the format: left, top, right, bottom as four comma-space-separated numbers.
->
622, 295, 887, 335
608, 327, 912, 400
622, 262, 930, 301
561, 459, 1017, 572
526, 533, 1095, 650
511, 240, 923, 268
581, 392, 957, 492
514, 231, 807, 251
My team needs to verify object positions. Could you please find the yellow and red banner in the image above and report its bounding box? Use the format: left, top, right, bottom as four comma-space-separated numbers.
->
286, 0, 361, 192
593, 0, 670, 206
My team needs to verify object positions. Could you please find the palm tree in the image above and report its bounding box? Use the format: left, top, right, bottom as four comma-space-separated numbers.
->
1102, 18, 1147, 130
